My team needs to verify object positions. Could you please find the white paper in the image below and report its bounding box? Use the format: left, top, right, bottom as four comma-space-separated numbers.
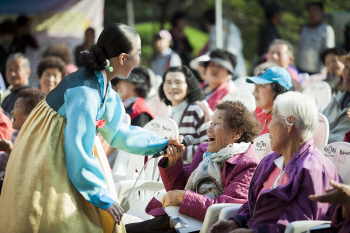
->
164, 206, 203, 233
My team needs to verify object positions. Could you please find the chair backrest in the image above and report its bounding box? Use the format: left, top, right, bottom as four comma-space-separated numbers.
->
312, 113, 329, 149
221, 90, 256, 112
233, 76, 255, 93
302, 81, 331, 112
321, 142, 350, 184
252, 133, 272, 161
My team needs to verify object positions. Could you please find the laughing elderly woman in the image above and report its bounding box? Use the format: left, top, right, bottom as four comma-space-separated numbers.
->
209, 92, 342, 233
125, 101, 260, 233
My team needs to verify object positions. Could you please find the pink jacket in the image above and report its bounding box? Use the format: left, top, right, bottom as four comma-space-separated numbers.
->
206, 81, 230, 111
145, 142, 259, 221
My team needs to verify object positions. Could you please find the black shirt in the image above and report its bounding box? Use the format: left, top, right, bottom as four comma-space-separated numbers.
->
1, 84, 31, 118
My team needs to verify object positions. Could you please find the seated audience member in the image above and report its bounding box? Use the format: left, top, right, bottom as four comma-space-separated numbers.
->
247, 66, 291, 135
267, 39, 300, 82
43, 44, 77, 74
202, 49, 237, 111
209, 92, 342, 233
111, 66, 154, 127
0, 89, 46, 192
74, 27, 95, 67
0, 111, 13, 141
321, 47, 347, 95
126, 101, 260, 233
323, 52, 350, 143
1, 53, 31, 117
309, 181, 350, 233
159, 65, 212, 163
151, 30, 182, 77
37, 56, 67, 94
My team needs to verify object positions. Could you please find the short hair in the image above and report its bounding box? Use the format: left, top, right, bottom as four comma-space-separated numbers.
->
159, 65, 204, 106
37, 56, 67, 79
171, 11, 186, 28
6, 53, 30, 70
307, 2, 324, 11
264, 3, 281, 20
273, 91, 318, 140
16, 15, 29, 26
268, 39, 294, 57
206, 49, 237, 72
17, 89, 47, 114
320, 47, 347, 65
43, 44, 72, 64
215, 101, 261, 144
0, 20, 16, 34
203, 8, 216, 25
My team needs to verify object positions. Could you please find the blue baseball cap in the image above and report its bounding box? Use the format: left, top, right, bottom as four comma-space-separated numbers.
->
246, 67, 292, 90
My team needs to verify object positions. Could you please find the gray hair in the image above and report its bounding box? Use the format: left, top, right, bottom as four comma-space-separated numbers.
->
273, 91, 318, 140
268, 39, 294, 57
6, 53, 30, 70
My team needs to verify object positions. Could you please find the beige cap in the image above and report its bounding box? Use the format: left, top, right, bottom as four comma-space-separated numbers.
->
339, 52, 350, 64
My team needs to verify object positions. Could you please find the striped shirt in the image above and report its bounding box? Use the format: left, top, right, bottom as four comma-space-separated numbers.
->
171, 101, 212, 164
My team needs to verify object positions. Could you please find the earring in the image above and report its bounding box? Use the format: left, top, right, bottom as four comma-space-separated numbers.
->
105, 59, 113, 72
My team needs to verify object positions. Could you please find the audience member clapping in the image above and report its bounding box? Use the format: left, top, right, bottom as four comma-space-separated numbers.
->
202, 49, 237, 111
159, 65, 212, 163
309, 181, 350, 232
323, 52, 350, 143
321, 47, 347, 95
43, 44, 78, 74
0, 89, 46, 192
247, 66, 291, 135
209, 92, 342, 233
126, 101, 260, 233
37, 56, 67, 94
1, 53, 31, 117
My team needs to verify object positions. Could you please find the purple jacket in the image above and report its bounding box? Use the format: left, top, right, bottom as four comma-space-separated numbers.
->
145, 142, 259, 221
233, 139, 342, 233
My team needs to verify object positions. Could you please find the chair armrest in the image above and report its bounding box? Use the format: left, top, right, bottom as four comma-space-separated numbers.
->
307, 223, 332, 233
218, 204, 243, 220
115, 180, 165, 200
200, 203, 240, 233
122, 213, 143, 225
285, 220, 331, 233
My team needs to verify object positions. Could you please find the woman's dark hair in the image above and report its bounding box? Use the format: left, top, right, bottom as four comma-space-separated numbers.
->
17, 89, 47, 114
307, 2, 323, 11
111, 66, 151, 99
79, 23, 139, 71
203, 8, 216, 25
216, 101, 260, 144
159, 65, 204, 106
206, 49, 237, 73
37, 56, 67, 79
270, 82, 288, 100
320, 47, 347, 65
43, 44, 72, 64
171, 11, 186, 28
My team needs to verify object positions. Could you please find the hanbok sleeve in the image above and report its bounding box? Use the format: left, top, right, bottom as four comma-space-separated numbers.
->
98, 89, 168, 155
64, 86, 115, 210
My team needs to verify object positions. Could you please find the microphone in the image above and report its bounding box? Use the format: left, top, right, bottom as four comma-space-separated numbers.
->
152, 135, 194, 158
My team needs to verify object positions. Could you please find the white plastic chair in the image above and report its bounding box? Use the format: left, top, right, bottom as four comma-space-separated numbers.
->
233, 76, 255, 94
114, 117, 179, 221
312, 113, 329, 149
252, 133, 272, 161
302, 81, 332, 112
221, 89, 256, 112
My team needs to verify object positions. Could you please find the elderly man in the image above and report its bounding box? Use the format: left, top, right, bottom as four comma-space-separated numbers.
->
296, 2, 335, 74
323, 52, 350, 143
1, 53, 31, 117
266, 39, 303, 91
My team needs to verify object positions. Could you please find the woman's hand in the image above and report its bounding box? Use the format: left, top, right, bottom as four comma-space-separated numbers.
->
209, 219, 240, 233
164, 136, 185, 167
105, 202, 124, 225
0, 138, 13, 154
162, 190, 186, 207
